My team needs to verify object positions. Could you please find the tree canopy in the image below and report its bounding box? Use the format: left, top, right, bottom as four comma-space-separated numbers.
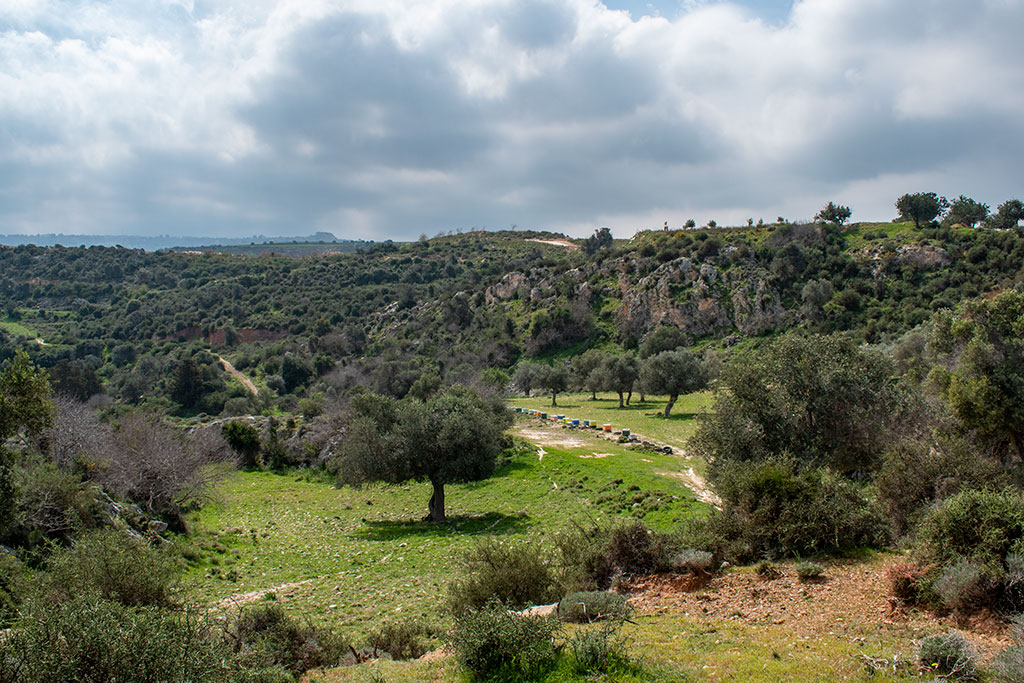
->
639, 350, 707, 417
895, 192, 948, 229
930, 290, 1024, 463
814, 202, 852, 226
691, 333, 898, 475
333, 386, 511, 521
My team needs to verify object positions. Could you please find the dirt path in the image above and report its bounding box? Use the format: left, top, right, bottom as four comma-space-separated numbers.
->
218, 356, 259, 397
526, 238, 580, 250
657, 467, 721, 508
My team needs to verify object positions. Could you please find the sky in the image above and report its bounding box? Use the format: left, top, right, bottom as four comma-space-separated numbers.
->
1, 0, 1022, 241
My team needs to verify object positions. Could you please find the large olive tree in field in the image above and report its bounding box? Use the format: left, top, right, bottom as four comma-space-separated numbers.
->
334, 386, 511, 522
639, 350, 707, 417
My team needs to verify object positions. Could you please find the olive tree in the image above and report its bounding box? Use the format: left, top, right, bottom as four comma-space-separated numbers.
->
639, 350, 707, 417
895, 192, 948, 229
599, 354, 639, 408
691, 333, 899, 475
333, 386, 511, 522
533, 363, 569, 407
814, 201, 852, 226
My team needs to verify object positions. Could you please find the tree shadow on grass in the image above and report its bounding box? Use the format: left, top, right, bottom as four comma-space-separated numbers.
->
355, 511, 531, 542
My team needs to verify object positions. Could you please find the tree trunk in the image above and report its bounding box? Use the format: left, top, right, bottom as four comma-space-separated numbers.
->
551, 391, 557, 407
626, 389, 632, 406
664, 393, 678, 418
428, 480, 446, 522
590, 391, 596, 400
617, 391, 624, 408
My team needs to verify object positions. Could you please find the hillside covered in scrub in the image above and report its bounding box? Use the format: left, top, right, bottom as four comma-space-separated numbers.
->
3, 215, 1024, 415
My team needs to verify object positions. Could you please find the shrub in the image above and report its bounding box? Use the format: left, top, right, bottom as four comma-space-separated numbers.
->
567, 622, 630, 675
8, 457, 101, 547
1004, 553, 1024, 612
886, 562, 928, 604
557, 591, 631, 623
43, 529, 178, 608
876, 436, 1004, 538
918, 488, 1024, 571
0, 552, 26, 626
222, 420, 260, 468
448, 541, 556, 613
796, 561, 825, 582
228, 604, 348, 677
556, 521, 676, 591
365, 619, 430, 660
671, 548, 715, 574
917, 631, 979, 680
0, 594, 232, 683
993, 645, 1024, 683
449, 602, 559, 681
703, 460, 886, 562
932, 558, 990, 614
756, 560, 781, 580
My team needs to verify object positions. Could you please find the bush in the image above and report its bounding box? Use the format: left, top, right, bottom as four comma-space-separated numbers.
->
557, 591, 631, 623
448, 541, 556, 613
228, 604, 348, 677
702, 460, 886, 562
0, 552, 26, 626
1003, 553, 1024, 612
756, 560, 781, 580
556, 521, 676, 591
876, 436, 1004, 538
918, 488, 1024, 571
0, 594, 232, 683
43, 529, 178, 608
449, 602, 559, 681
365, 619, 430, 660
886, 562, 928, 604
222, 421, 260, 468
916, 631, 979, 680
993, 645, 1024, 683
932, 558, 990, 614
566, 622, 630, 675
8, 457, 101, 547
796, 561, 825, 582
671, 548, 715, 574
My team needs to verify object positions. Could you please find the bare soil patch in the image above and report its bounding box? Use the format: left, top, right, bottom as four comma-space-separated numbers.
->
623, 555, 1011, 657
514, 425, 587, 449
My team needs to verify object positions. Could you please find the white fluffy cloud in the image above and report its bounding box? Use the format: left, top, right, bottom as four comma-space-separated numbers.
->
1, 0, 1022, 238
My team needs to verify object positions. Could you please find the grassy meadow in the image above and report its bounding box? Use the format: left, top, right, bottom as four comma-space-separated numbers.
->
507, 391, 716, 449
184, 414, 706, 635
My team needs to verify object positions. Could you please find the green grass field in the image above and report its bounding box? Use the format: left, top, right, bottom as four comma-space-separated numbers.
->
184, 429, 705, 635
0, 317, 38, 338
508, 391, 715, 450
183, 404, 941, 682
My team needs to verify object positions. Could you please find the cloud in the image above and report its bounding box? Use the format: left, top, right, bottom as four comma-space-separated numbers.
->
0, 0, 1022, 238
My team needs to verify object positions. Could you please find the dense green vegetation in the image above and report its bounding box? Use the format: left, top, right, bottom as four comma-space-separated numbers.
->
3, 197, 1024, 681
3, 213, 1024, 416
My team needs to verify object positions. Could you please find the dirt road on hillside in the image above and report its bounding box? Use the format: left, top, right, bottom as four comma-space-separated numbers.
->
218, 356, 259, 397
